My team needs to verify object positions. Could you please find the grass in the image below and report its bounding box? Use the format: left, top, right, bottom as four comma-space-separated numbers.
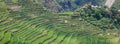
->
61, 34, 72, 44
0, 22, 17, 30
31, 30, 48, 44
43, 31, 59, 44
12, 0, 18, 3
0, 17, 8, 24
51, 32, 67, 44
0, 14, 117, 44
58, 12, 74, 15
69, 36, 77, 44
12, 36, 19, 44
109, 37, 119, 44
14, 18, 43, 34
31, 27, 56, 44
32, 31, 53, 44
0, 0, 119, 44
0, 31, 4, 39
0, 10, 118, 44
0, 32, 11, 44
24, 26, 46, 40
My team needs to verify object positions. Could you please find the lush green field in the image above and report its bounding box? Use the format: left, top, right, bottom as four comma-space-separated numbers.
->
0, 0, 120, 44
0, 13, 119, 44
58, 12, 74, 15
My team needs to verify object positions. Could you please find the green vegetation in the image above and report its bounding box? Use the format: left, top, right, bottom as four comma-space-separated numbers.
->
113, 0, 120, 9
0, 0, 120, 44
12, 0, 18, 3
0, 32, 11, 44
58, 12, 74, 15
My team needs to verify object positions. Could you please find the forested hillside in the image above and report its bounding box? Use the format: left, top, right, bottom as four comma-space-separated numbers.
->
113, 0, 120, 9
27, 0, 106, 12
55, 0, 106, 11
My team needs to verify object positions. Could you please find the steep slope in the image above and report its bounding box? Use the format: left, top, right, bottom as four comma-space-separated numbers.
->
40, 0, 106, 12
56, 0, 106, 11
0, 0, 120, 44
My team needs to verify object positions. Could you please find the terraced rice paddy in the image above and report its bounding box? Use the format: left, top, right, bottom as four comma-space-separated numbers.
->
0, 0, 120, 44
0, 14, 115, 44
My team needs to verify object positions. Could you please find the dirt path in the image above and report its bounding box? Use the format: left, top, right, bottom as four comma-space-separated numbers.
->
105, 0, 115, 8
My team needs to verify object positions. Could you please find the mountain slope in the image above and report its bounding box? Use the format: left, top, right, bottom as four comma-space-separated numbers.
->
113, 0, 120, 9
55, 0, 106, 11
41, 0, 106, 12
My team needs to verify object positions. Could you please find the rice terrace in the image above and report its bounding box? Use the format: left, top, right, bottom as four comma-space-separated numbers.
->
0, 0, 120, 44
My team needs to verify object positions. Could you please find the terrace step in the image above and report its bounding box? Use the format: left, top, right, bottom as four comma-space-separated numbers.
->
0, 32, 11, 44
43, 31, 60, 44
50, 32, 68, 44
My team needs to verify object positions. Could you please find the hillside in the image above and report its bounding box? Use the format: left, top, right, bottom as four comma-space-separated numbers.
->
113, 0, 120, 9
0, 0, 120, 44
39, 0, 106, 12
55, 0, 106, 11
